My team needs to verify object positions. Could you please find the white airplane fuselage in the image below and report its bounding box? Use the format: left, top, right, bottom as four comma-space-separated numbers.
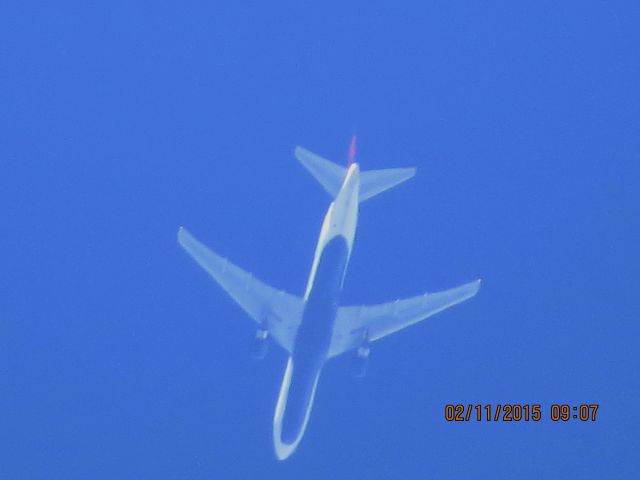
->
272, 163, 360, 460
178, 144, 480, 460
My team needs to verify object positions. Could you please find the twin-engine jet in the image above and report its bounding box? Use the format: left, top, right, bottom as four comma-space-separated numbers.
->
178, 138, 480, 460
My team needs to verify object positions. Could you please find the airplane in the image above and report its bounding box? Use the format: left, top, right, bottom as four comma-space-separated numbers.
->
177, 137, 481, 460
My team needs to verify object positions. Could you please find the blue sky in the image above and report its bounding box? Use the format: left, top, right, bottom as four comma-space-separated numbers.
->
1, 1, 638, 478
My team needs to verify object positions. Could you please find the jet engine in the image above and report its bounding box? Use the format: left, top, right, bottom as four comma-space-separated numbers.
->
250, 327, 269, 360
351, 343, 370, 378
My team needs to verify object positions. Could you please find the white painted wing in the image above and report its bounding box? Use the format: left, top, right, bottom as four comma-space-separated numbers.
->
328, 279, 481, 358
178, 227, 304, 353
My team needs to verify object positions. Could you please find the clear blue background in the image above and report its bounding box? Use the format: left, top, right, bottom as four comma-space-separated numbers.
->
2, 1, 638, 478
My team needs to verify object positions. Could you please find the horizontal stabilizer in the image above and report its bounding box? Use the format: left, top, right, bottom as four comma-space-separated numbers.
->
295, 146, 415, 203
295, 147, 345, 198
359, 167, 416, 202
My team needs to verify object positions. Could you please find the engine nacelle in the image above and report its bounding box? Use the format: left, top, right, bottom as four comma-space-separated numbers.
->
250, 327, 269, 360
351, 344, 370, 378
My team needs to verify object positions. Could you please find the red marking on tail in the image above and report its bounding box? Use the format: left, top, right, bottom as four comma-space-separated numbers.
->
347, 135, 357, 165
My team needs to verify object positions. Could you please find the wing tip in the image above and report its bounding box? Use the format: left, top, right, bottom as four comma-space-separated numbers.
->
293, 145, 309, 161
177, 226, 192, 246
471, 278, 482, 295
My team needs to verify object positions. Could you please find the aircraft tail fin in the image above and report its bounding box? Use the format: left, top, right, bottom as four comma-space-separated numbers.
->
295, 146, 416, 203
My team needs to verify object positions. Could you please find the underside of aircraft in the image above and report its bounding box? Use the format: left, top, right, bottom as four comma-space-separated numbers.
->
178, 140, 480, 459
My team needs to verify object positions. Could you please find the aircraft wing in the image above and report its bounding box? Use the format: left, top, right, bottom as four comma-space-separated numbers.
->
178, 227, 304, 353
328, 279, 481, 358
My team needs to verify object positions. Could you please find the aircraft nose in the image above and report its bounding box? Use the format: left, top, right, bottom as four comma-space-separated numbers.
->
274, 436, 297, 461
